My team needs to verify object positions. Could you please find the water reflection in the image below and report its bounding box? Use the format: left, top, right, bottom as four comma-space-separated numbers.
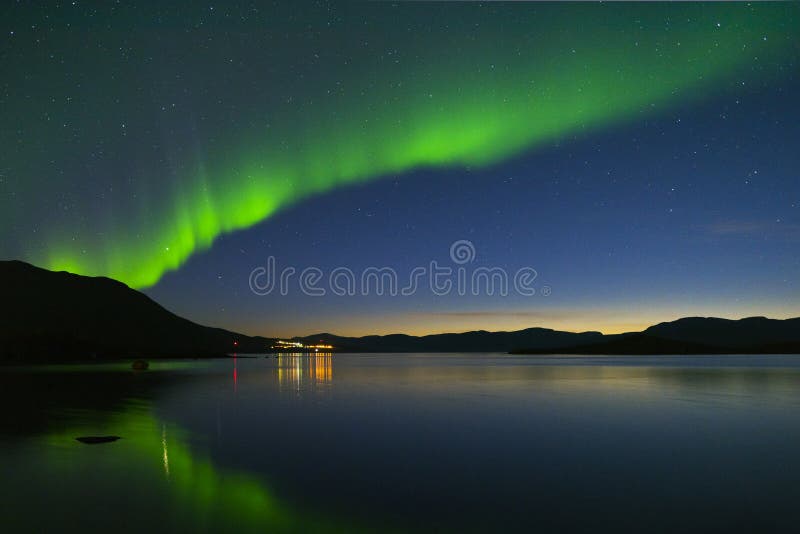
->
161, 424, 170, 478
0, 366, 358, 533
4, 354, 800, 533
274, 352, 333, 392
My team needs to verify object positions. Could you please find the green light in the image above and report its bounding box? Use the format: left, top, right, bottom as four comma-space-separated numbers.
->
32, 4, 795, 287
33, 403, 354, 532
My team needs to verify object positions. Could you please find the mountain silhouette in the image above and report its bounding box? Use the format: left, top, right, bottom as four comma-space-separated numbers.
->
643, 316, 800, 348
510, 333, 728, 355
303, 321, 800, 355
2, 261, 799, 361
512, 317, 800, 355
0, 261, 271, 362
292, 329, 605, 353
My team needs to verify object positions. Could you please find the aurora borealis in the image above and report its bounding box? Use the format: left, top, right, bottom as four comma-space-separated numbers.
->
2, 2, 799, 335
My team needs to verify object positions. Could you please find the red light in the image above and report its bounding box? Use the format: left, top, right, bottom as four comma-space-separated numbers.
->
233, 340, 238, 346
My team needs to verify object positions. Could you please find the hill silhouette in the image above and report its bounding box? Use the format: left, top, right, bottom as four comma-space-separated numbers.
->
512, 318, 800, 355
305, 321, 800, 355
0, 261, 271, 362
292, 329, 605, 353
510, 334, 728, 355
643, 316, 800, 348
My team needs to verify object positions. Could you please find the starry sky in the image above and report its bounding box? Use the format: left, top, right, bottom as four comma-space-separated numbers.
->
1, 2, 798, 336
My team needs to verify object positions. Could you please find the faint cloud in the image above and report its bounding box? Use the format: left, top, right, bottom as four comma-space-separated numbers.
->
418, 310, 581, 320
708, 220, 767, 235
706, 219, 800, 240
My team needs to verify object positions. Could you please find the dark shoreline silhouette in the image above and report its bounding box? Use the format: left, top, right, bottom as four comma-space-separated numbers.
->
294, 319, 800, 355
2, 260, 799, 362
509, 332, 800, 355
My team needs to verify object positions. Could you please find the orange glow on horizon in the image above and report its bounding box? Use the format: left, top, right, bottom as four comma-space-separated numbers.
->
251, 305, 800, 339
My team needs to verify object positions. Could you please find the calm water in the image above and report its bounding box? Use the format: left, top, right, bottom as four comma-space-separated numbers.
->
2, 353, 800, 532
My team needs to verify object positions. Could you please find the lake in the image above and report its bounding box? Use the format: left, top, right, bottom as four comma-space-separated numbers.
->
2, 353, 800, 532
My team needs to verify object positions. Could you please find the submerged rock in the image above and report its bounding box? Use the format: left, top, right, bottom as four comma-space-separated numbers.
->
76, 436, 121, 444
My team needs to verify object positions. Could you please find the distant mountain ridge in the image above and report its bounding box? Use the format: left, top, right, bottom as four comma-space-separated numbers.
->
644, 316, 800, 348
512, 317, 800, 355
291, 328, 606, 353
1, 260, 799, 361
299, 317, 800, 355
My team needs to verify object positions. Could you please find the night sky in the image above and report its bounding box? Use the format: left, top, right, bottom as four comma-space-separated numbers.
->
2, 2, 798, 336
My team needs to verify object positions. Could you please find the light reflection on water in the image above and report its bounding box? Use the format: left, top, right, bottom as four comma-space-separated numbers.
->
2, 353, 800, 532
275, 352, 333, 391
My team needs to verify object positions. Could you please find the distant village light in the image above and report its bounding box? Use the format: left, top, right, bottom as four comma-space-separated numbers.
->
271, 339, 334, 351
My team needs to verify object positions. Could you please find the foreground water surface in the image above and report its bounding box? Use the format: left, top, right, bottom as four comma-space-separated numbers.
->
2, 353, 800, 532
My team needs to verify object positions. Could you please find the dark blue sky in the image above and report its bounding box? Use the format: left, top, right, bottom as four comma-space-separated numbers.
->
148, 75, 800, 336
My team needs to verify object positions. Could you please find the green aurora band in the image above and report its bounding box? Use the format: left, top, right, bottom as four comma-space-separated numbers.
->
28, 4, 797, 287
